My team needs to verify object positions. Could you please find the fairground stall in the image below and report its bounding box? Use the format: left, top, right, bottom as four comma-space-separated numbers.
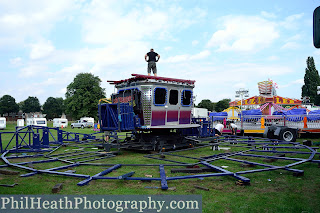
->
211, 80, 320, 139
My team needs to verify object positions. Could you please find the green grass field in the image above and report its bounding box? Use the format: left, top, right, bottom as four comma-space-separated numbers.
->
0, 122, 320, 212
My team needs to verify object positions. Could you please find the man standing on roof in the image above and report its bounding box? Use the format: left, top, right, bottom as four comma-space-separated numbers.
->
145, 48, 160, 76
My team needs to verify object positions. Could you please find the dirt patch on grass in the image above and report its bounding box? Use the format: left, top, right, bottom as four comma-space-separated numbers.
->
253, 186, 286, 193
186, 189, 196, 194
211, 184, 225, 191
122, 180, 143, 188
292, 183, 320, 194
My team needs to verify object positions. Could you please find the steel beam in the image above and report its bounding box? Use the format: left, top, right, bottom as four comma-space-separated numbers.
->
166, 173, 231, 180
238, 153, 304, 161
254, 150, 319, 155
225, 157, 304, 174
201, 161, 250, 182
77, 164, 122, 186
159, 165, 168, 190
118, 171, 135, 180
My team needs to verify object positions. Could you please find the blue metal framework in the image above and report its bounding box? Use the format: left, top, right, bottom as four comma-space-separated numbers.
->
99, 103, 138, 132
180, 118, 216, 137
0, 125, 98, 153
0, 127, 320, 190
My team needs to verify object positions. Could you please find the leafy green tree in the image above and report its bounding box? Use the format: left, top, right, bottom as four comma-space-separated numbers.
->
65, 73, 105, 119
214, 98, 231, 112
197, 99, 215, 111
43, 97, 65, 119
18, 101, 24, 110
302, 56, 320, 105
21, 96, 41, 113
0, 95, 19, 115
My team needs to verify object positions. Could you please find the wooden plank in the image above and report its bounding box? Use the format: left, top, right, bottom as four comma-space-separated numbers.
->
263, 158, 277, 163
240, 164, 256, 168
194, 185, 210, 191
0, 169, 20, 175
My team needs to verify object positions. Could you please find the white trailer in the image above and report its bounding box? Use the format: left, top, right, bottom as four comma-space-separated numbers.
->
26, 118, 47, 127
53, 118, 68, 128
80, 117, 94, 124
0, 117, 6, 129
17, 119, 24, 127
192, 108, 208, 118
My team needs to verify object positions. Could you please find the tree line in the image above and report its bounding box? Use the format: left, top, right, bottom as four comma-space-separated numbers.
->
0, 73, 105, 120
196, 98, 231, 112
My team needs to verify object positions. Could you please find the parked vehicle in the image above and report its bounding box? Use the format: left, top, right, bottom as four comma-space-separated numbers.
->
26, 118, 47, 127
192, 107, 208, 118
53, 118, 68, 128
80, 117, 94, 124
70, 120, 93, 129
0, 117, 6, 130
17, 119, 24, 127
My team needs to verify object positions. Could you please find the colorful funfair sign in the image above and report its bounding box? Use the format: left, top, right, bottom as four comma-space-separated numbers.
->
230, 96, 302, 106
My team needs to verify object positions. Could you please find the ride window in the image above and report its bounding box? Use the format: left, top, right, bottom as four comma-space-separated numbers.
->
154, 88, 167, 105
113, 88, 138, 104
169, 90, 178, 105
182, 90, 192, 106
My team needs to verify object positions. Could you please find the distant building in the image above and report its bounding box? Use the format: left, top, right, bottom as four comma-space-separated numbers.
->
1, 112, 23, 122
24, 112, 46, 119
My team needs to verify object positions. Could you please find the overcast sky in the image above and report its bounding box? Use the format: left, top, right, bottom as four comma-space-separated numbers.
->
1, 0, 320, 105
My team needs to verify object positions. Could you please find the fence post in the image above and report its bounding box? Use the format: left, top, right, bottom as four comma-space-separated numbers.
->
16, 131, 19, 151
33, 133, 40, 150
58, 129, 63, 143
42, 128, 49, 147
0, 133, 2, 153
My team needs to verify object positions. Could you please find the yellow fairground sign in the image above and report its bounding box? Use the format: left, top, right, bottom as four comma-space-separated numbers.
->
230, 95, 302, 106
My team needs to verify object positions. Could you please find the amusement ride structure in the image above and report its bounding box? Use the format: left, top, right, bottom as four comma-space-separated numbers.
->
229, 80, 302, 115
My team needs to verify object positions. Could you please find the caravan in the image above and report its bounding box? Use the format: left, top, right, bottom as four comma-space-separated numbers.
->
0, 117, 6, 130
26, 118, 47, 127
53, 118, 68, 128
80, 117, 94, 124
192, 107, 208, 118
17, 119, 24, 127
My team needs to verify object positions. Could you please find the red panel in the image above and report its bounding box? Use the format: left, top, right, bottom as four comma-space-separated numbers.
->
167, 111, 178, 122
151, 111, 166, 126
179, 111, 191, 124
